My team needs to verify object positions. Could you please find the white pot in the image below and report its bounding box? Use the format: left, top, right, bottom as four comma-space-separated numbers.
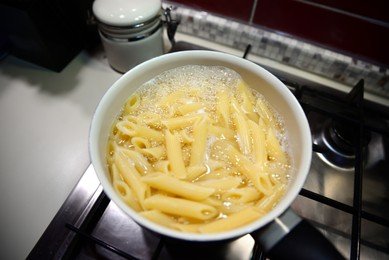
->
89, 50, 312, 242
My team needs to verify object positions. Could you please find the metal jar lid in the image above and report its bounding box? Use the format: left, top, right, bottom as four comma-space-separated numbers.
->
93, 0, 162, 41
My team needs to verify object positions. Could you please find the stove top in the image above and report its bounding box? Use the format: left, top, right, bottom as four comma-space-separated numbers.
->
28, 41, 389, 260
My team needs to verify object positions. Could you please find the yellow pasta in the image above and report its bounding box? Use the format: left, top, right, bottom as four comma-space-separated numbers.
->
208, 125, 235, 140
196, 168, 233, 181
153, 160, 172, 174
186, 165, 208, 181
218, 201, 255, 215
106, 65, 291, 234
196, 177, 242, 191
232, 112, 252, 155
119, 148, 152, 175
198, 207, 264, 233
162, 114, 201, 129
111, 164, 141, 210
116, 121, 164, 141
131, 137, 150, 150
189, 116, 209, 166
256, 98, 275, 127
136, 112, 162, 127
205, 159, 226, 171
170, 223, 204, 233
216, 90, 230, 127
222, 187, 262, 203
123, 94, 140, 114
139, 147, 165, 161
215, 140, 273, 195
255, 184, 286, 213
266, 127, 288, 164
165, 130, 187, 179
144, 194, 218, 220
115, 152, 150, 209
177, 102, 204, 115
248, 119, 267, 167
113, 180, 142, 212
200, 197, 224, 208
178, 128, 194, 144
142, 173, 215, 201
157, 90, 187, 106
140, 210, 175, 227
236, 80, 259, 122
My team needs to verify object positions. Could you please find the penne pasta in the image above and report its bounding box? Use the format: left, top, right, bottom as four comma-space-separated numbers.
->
206, 159, 226, 171
198, 207, 263, 233
178, 128, 194, 144
222, 187, 262, 203
115, 152, 150, 209
144, 194, 219, 220
106, 65, 291, 234
122, 115, 142, 124
236, 80, 255, 107
131, 137, 150, 150
177, 102, 204, 115
266, 127, 288, 164
157, 90, 187, 106
200, 196, 224, 208
140, 210, 175, 227
137, 112, 162, 127
116, 121, 164, 141
162, 114, 201, 130
196, 177, 242, 191
236, 80, 259, 122
232, 112, 252, 155
189, 116, 209, 166
164, 130, 187, 179
186, 165, 208, 181
255, 184, 286, 213
208, 125, 236, 140
142, 173, 215, 201
248, 119, 267, 167
267, 162, 290, 184
123, 94, 140, 114
214, 140, 272, 195
218, 201, 255, 215
216, 90, 230, 127
170, 223, 203, 233
153, 160, 171, 174
196, 168, 231, 181
139, 146, 166, 160
113, 180, 142, 212
119, 148, 152, 175
256, 98, 275, 127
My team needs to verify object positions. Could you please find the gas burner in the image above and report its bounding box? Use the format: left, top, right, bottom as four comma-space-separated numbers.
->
315, 119, 370, 170
313, 80, 371, 170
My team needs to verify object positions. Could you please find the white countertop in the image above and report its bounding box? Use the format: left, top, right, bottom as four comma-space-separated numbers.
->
0, 31, 385, 259
0, 45, 122, 259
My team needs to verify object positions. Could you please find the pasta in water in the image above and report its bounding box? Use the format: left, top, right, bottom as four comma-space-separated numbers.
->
107, 65, 291, 233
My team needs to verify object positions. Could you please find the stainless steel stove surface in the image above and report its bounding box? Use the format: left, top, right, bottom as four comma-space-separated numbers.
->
27, 41, 389, 260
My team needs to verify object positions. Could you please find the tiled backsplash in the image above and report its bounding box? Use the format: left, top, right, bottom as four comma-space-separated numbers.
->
163, 2, 389, 99
167, 0, 255, 22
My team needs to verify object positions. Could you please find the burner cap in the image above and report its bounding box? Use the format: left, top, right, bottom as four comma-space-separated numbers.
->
313, 79, 371, 170
314, 119, 370, 170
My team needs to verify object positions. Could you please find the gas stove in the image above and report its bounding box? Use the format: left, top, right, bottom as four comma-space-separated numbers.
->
27, 41, 389, 260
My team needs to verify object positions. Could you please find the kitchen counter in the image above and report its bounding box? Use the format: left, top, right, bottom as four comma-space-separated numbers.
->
0, 29, 386, 259
0, 45, 122, 260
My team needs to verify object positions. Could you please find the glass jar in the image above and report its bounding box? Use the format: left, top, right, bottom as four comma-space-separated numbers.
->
93, 0, 164, 73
